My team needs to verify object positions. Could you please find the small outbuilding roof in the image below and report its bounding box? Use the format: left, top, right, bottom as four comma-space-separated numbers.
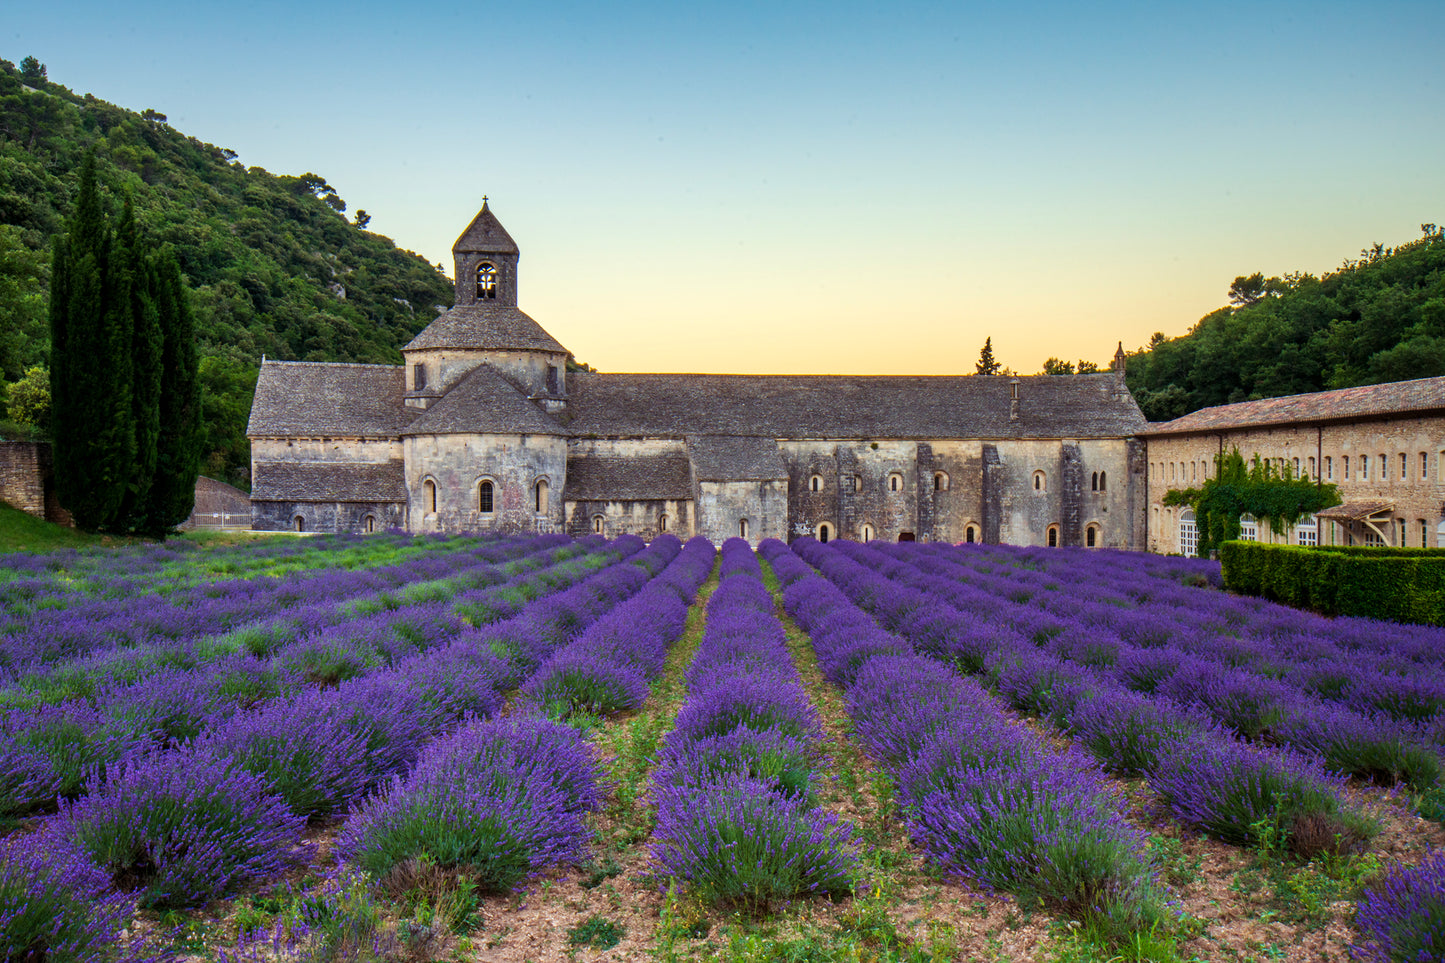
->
251, 461, 408, 503
402, 365, 565, 436
1143, 376, 1445, 435
564, 455, 693, 501
1315, 501, 1395, 522
686, 435, 788, 481
247, 361, 419, 437
402, 304, 568, 354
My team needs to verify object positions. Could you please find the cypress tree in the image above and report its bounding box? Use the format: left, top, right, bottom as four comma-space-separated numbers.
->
51, 152, 135, 532
116, 194, 162, 532
143, 246, 202, 535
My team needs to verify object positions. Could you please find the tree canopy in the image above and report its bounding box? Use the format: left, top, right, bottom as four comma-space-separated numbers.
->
0, 55, 456, 487
1126, 226, 1445, 422
975, 337, 1001, 376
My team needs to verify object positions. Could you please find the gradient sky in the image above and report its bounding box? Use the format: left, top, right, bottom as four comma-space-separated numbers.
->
8, 1, 1443, 374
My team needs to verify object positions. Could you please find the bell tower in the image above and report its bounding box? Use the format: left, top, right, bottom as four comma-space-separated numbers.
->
452, 198, 519, 307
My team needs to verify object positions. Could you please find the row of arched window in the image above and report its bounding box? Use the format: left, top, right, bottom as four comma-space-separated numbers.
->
1156, 450, 1445, 487
805, 472, 951, 493
420, 477, 551, 516
1043, 523, 1105, 548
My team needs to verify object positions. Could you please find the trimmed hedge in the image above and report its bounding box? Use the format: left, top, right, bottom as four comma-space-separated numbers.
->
1220, 542, 1445, 625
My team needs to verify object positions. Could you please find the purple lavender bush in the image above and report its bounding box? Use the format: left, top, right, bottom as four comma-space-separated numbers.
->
56, 745, 309, 909
0, 830, 139, 963
0, 701, 153, 816
1352, 851, 1445, 962
651, 777, 856, 912
337, 716, 601, 893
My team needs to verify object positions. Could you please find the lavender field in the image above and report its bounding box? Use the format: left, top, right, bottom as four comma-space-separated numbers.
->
2, 532, 1442, 963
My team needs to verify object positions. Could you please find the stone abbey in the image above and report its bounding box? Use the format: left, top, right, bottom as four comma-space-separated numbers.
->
245, 202, 1152, 547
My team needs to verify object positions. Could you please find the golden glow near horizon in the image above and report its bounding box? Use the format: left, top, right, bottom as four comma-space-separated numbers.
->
10, 1, 1444, 375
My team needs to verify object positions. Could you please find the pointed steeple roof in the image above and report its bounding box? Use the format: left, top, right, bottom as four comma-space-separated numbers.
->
453, 199, 518, 255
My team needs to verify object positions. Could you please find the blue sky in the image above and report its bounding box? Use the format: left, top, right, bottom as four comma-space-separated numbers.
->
8, 1, 1443, 373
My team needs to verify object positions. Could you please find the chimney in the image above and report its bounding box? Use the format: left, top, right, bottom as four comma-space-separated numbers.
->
1009, 378, 1021, 422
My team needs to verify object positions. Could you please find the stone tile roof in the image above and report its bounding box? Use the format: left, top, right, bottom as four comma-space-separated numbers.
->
191, 476, 251, 515
564, 455, 693, 501
251, 461, 408, 502
686, 436, 788, 481
565, 373, 1146, 439
403, 304, 568, 354
1142, 376, 1445, 436
1316, 501, 1395, 521
403, 365, 565, 436
453, 203, 518, 255
247, 361, 420, 437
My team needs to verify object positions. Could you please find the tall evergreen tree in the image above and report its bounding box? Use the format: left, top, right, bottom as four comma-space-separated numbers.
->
975, 336, 1001, 376
143, 246, 202, 535
50, 152, 136, 532
116, 194, 162, 532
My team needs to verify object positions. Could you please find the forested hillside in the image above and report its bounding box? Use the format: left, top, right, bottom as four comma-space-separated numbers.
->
0, 56, 455, 487
1125, 226, 1445, 422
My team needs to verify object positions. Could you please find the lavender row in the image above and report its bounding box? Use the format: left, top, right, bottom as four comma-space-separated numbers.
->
0, 532, 580, 673
522, 534, 716, 717
762, 540, 1168, 935
856, 541, 1443, 789
792, 538, 1380, 857
0, 535, 660, 821
649, 537, 856, 909
1, 534, 607, 706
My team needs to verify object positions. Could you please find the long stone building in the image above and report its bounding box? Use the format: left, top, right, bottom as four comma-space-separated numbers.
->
247, 203, 1150, 548
1142, 378, 1445, 553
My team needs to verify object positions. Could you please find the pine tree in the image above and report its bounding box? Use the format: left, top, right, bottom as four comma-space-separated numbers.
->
143, 247, 202, 535
975, 336, 1001, 376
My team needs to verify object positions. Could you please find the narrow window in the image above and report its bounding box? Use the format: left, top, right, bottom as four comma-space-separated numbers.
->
1401, 452, 1408, 480
933, 471, 949, 491
293, 514, 305, 532
1091, 471, 1099, 491
1293, 457, 1300, 477
547, 365, 560, 394
363, 514, 375, 533
413, 363, 426, 390
818, 523, 831, 543
1169, 463, 1176, 482
889, 473, 903, 492
592, 514, 604, 534
659, 513, 668, 532
1379, 454, 1386, 481
1099, 470, 1106, 491
535, 479, 549, 514
1179, 509, 1198, 557
810, 474, 823, 492
479, 480, 494, 513
740, 518, 749, 539
1423, 519, 1430, 547
1086, 526, 1097, 547
1344, 456, 1350, 480
1326, 456, 1333, 480
862, 523, 875, 542
1308, 456, 1315, 478
1047, 526, 1059, 547
1422, 452, 1430, 480
476, 261, 497, 299
1033, 470, 1046, 492
852, 475, 862, 492
965, 525, 976, 543
424, 479, 437, 514
1190, 462, 1196, 483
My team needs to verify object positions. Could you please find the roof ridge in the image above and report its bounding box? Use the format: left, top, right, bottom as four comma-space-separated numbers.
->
262, 359, 403, 370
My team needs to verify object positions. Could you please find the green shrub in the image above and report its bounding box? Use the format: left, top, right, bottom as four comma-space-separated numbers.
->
1221, 542, 1445, 625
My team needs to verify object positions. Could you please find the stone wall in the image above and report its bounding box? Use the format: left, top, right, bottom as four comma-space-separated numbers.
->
564, 498, 692, 539
1145, 416, 1445, 553
253, 500, 405, 533
404, 432, 567, 534
695, 479, 788, 546
0, 441, 71, 525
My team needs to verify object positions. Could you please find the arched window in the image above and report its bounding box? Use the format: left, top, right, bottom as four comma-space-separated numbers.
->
423, 479, 437, 514
592, 514, 604, 534
888, 472, 903, 492
1239, 514, 1259, 541
1033, 470, 1046, 492
861, 523, 874, 542
413, 363, 426, 390
1098, 470, 1107, 491
478, 480, 494, 513
363, 514, 375, 533
852, 475, 862, 492
293, 514, 305, 532
1307, 456, 1316, 479
810, 474, 823, 492
1046, 525, 1059, 547
1091, 471, 1099, 491
1293, 457, 1301, 477
964, 525, 976, 543
1086, 525, 1098, 548
476, 261, 497, 299
1326, 456, 1334, 480
1422, 452, 1430, 481
1343, 456, 1350, 480
534, 478, 549, 514
1179, 509, 1198, 557
817, 522, 831, 543
659, 513, 668, 532
933, 471, 949, 491
739, 518, 750, 539
1294, 514, 1317, 546
1400, 452, 1408, 480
